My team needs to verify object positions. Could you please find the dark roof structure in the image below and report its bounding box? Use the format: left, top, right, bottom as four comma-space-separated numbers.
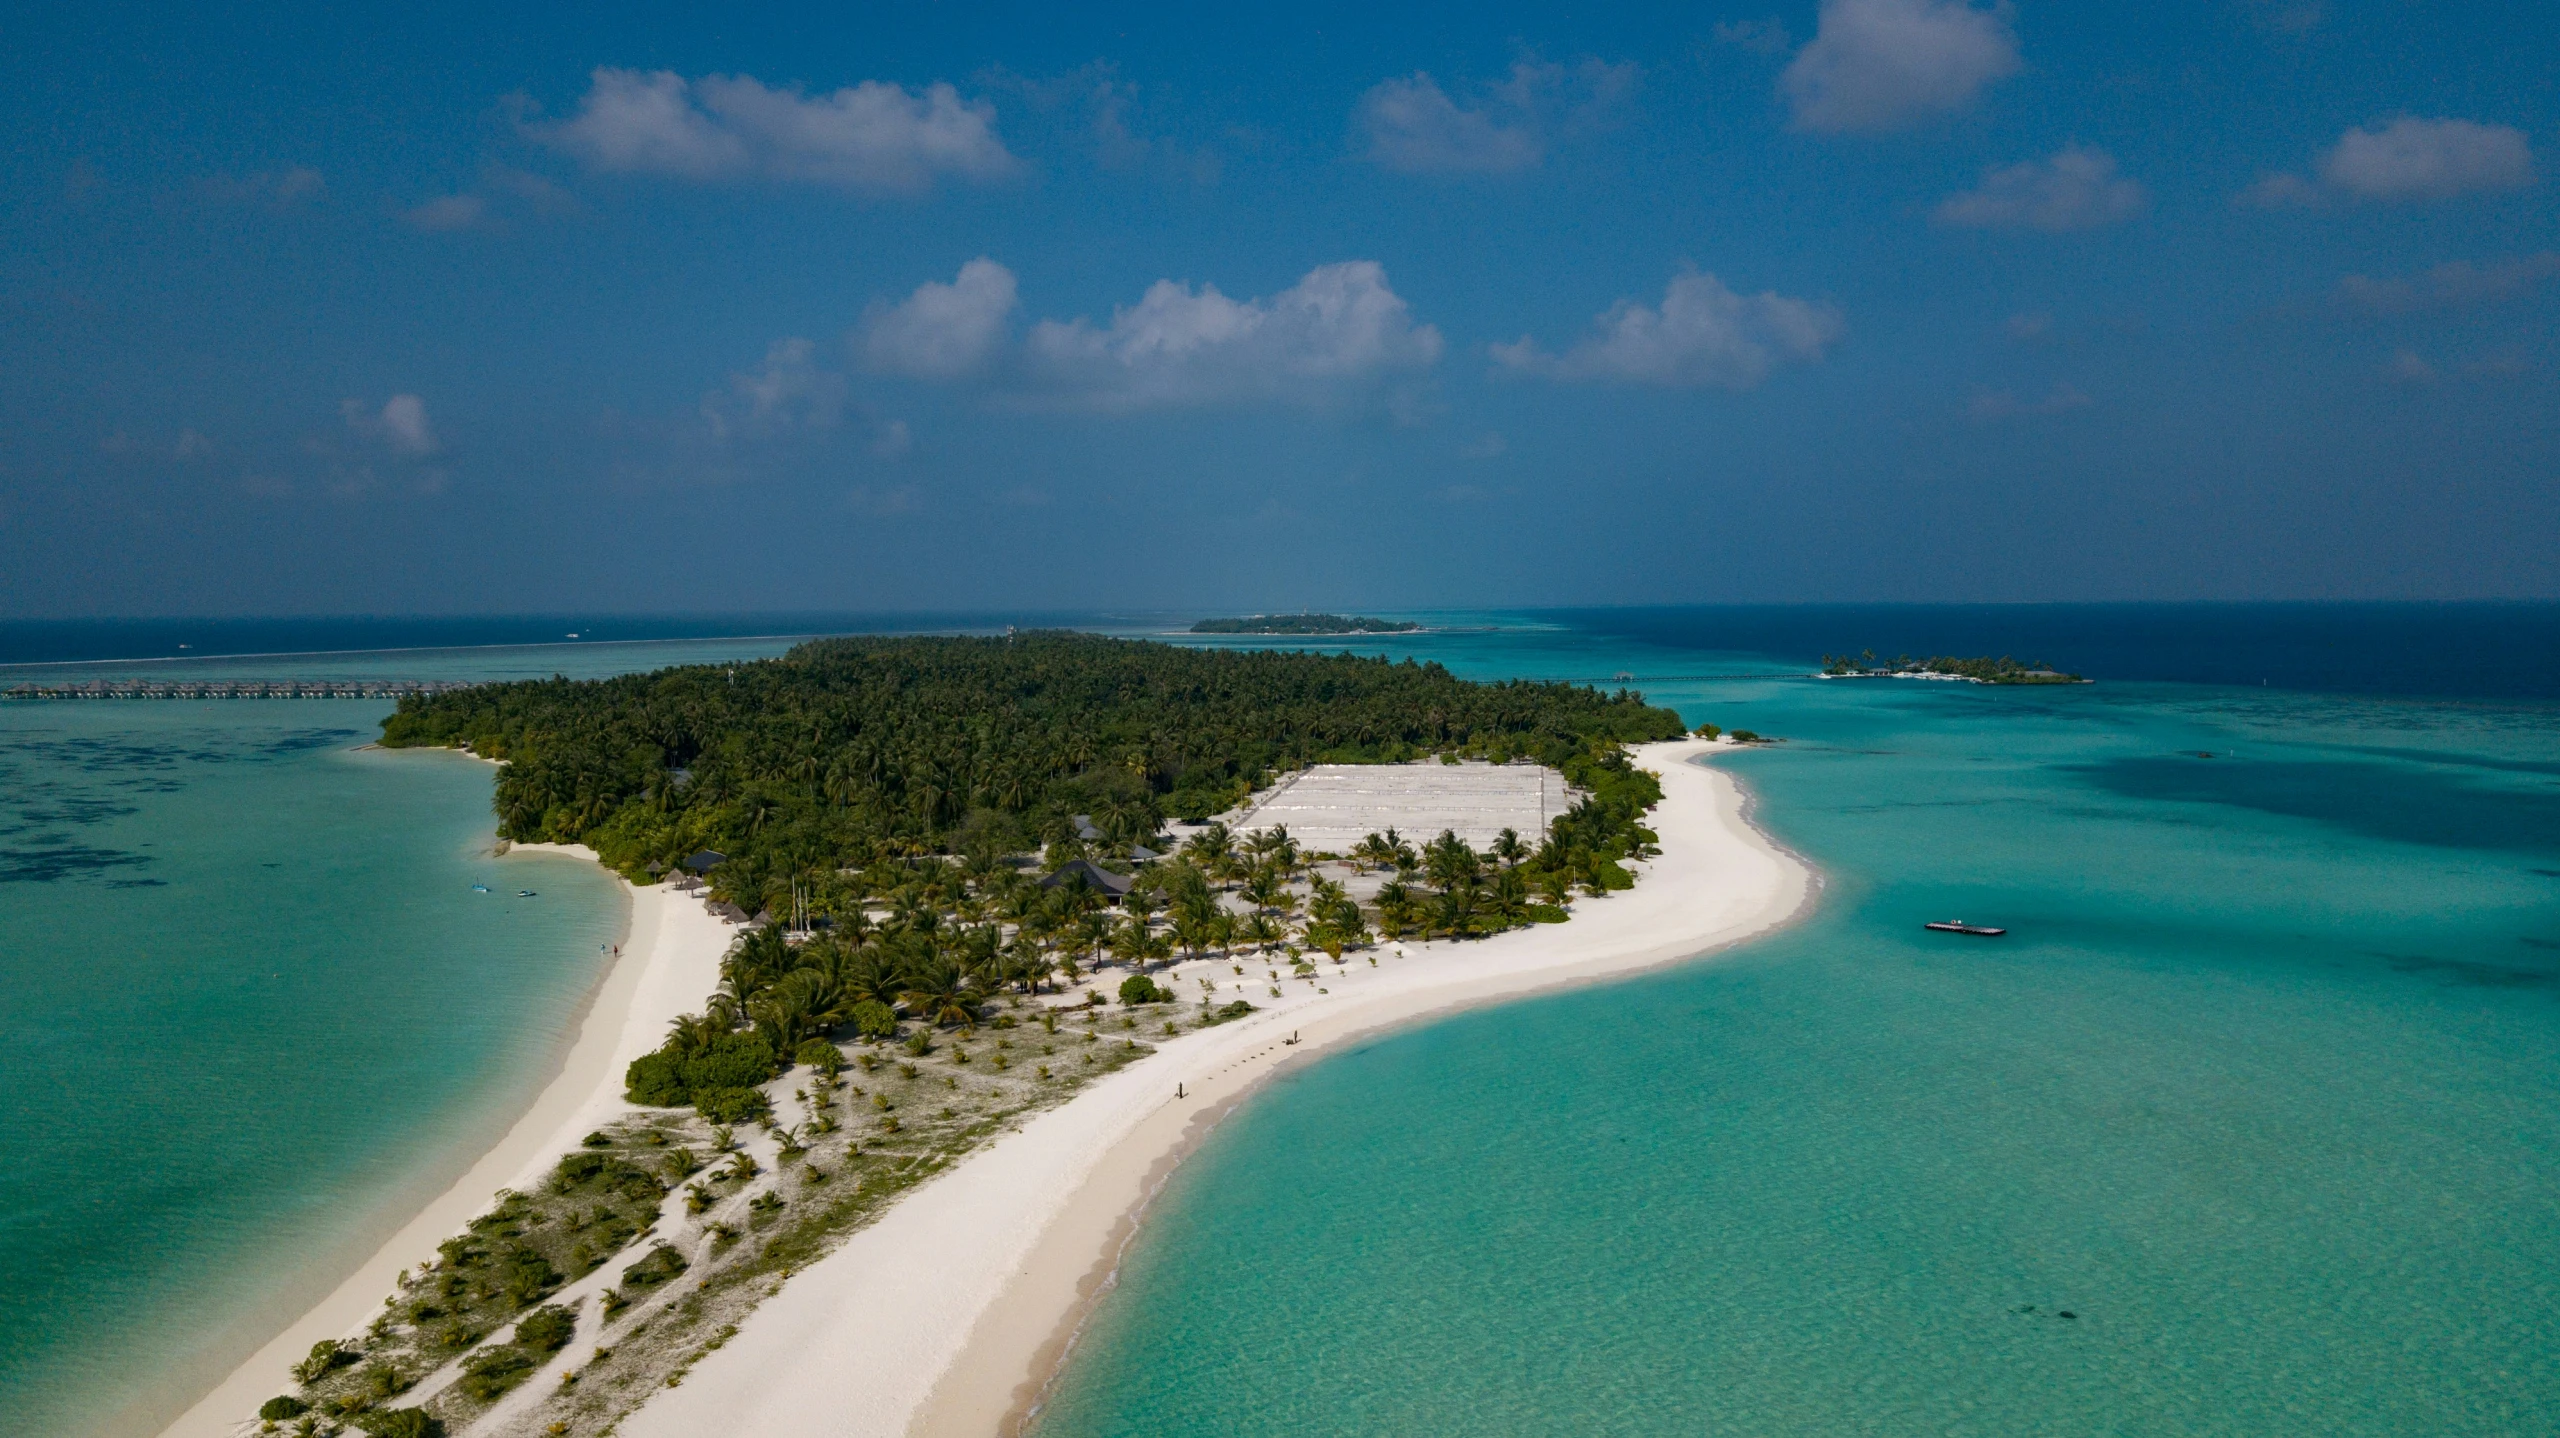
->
1038, 858, 1134, 899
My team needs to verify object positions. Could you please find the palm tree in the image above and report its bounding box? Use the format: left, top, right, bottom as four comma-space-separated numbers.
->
900, 959, 984, 1032
1491, 827, 1527, 869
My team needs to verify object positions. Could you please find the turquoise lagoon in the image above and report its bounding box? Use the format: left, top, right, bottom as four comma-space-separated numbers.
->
0, 637, 800, 1437
4, 614, 2556, 1437
1039, 617, 2560, 1435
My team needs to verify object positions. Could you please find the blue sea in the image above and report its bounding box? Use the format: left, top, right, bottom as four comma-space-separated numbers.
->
1, 607, 2555, 1436
1037, 607, 2560, 1436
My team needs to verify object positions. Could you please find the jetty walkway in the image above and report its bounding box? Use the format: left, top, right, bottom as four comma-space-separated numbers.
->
1, 679, 475, 700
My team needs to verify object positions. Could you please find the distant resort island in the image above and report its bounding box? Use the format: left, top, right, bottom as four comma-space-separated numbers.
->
1188, 613, 1422, 635
1819, 651, 2087, 684
222, 632, 1763, 1437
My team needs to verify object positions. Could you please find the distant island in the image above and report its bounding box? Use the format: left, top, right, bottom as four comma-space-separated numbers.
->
1821, 652, 2087, 685
1191, 614, 1421, 635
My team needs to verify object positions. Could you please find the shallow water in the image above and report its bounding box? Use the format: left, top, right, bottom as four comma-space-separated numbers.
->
0, 634, 801, 1437
1035, 620, 2560, 1435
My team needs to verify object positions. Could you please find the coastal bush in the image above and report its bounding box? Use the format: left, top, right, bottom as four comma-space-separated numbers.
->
622, 1244, 688, 1288
622, 1050, 688, 1106
458, 1345, 537, 1400
496, 1247, 562, 1306
258, 1396, 308, 1421
682, 1033, 778, 1091
793, 1038, 844, 1074
624, 1032, 776, 1108
692, 1085, 770, 1124
352, 1410, 442, 1438
1118, 974, 1169, 1006
292, 1339, 353, 1384
849, 1000, 898, 1040
514, 1304, 576, 1353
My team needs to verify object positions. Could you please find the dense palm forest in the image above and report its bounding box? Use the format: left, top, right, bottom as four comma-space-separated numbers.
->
380, 631, 1686, 909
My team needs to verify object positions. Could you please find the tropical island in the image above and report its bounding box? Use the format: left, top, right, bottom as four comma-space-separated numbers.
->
223, 634, 1739, 1436
1188, 613, 1421, 635
1819, 651, 2087, 684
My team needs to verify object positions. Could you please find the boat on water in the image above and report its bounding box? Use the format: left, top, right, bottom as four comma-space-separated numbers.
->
517, 890, 537, 898
471, 884, 490, 892
1925, 920, 2006, 936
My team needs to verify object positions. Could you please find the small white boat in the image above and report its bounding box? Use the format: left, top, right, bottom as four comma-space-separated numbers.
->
1925, 920, 2005, 937
471, 884, 490, 892
518, 890, 537, 898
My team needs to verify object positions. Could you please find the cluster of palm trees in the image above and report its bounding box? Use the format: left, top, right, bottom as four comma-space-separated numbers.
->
379, 632, 1689, 896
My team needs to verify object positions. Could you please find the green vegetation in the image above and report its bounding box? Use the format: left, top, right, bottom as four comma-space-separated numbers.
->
258, 1395, 309, 1421
1820, 650, 2085, 684
351, 1410, 441, 1438
316, 631, 1699, 1435
1118, 973, 1171, 1005
380, 631, 1680, 899
623, 1031, 777, 1109
1188, 613, 1422, 635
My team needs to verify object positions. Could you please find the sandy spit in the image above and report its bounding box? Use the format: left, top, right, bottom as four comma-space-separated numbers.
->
160, 845, 732, 1437
617, 740, 1813, 1438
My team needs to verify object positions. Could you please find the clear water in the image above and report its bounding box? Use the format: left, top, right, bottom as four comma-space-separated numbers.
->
5, 611, 2555, 1437
1036, 618, 2560, 1435
0, 636, 797, 1437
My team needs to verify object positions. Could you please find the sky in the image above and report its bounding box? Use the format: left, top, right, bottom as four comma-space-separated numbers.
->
2, 0, 2555, 617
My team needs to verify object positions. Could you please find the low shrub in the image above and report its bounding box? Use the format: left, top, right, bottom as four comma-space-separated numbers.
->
793, 1038, 844, 1075
291, 1339, 353, 1384
693, 1085, 770, 1123
514, 1304, 576, 1353
849, 999, 898, 1040
354, 1409, 443, 1438
458, 1346, 535, 1401
258, 1396, 309, 1421
1118, 975, 1169, 1006
621, 1244, 688, 1289
624, 1032, 777, 1108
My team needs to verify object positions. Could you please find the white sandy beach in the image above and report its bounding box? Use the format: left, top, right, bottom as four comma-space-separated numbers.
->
161, 845, 732, 1438
615, 740, 1812, 1438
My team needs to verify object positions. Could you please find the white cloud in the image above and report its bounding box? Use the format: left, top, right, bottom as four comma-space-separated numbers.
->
862, 259, 1019, 377
342, 395, 437, 455
700, 339, 847, 438
2337, 252, 2560, 314
1935, 146, 2147, 231
1970, 382, 2090, 419
1355, 60, 1636, 174
1491, 271, 1842, 389
535, 68, 1016, 190
1024, 261, 1443, 409
1357, 73, 1542, 173
1781, 0, 2020, 133
404, 194, 488, 231
2317, 116, 2534, 202
2387, 350, 2438, 386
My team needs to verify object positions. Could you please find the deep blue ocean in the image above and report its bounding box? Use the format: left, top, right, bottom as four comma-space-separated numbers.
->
2, 606, 2555, 1436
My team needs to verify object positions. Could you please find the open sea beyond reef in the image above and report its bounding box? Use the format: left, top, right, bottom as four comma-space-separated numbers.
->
3, 608, 2557, 1436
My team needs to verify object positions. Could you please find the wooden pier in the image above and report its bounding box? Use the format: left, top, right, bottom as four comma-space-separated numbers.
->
1, 679, 476, 700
